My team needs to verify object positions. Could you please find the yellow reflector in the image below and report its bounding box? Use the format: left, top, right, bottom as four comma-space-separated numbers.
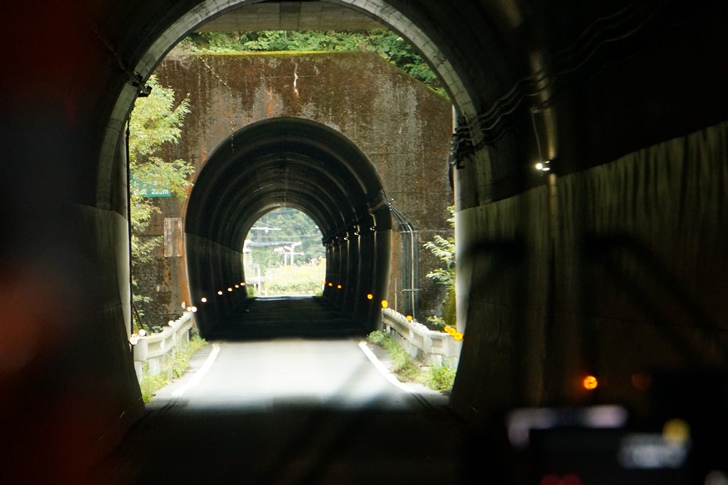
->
381, 300, 388, 308
367, 294, 374, 300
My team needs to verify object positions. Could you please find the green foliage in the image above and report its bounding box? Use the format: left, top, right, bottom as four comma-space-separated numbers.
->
140, 335, 208, 403
423, 360, 456, 391
424, 206, 457, 329
426, 315, 446, 331
423, 206, 455, 293
263, 260, 326, 295
367, 331, 420, 382
367, 331, 456, 390
182, 29, 448, 98
140, 370, 168, 404
129, 75, 194, 328
247, 208, 325, 268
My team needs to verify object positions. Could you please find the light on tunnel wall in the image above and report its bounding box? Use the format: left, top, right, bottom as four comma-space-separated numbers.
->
367, 294, 373, 300
201, 297, 208, 303
535, 160, 551, 172
337, 284, 342, 289
228, 287, 233, 292
235, 284, 239, 288
218, 290, 223, 295
381, 300, 388, 308
328, 282, 333, 287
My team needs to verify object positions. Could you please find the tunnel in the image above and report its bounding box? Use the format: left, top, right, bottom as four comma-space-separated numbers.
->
3, 0, 728, 482
185, 117, 392, 337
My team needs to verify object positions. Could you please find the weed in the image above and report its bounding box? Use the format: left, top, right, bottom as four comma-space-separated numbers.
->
423, 360, 456, 391
367, 331, 421, 382
139, 334, 208, 403
367, 330, 456, 390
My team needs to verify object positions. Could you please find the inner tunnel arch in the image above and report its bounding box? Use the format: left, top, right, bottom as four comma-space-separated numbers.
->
185, 117, 392, 338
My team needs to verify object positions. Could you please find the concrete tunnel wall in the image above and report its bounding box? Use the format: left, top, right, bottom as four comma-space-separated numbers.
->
2, 1, 728, 478
185, 117, 392, 336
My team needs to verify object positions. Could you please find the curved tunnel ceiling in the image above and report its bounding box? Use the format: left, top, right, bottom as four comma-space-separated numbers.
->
186, 117, 390, 248
185, 117, 393, 336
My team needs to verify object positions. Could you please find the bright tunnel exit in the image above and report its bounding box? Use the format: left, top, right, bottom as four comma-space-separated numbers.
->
243, 208, 326, 297
184, 117, 392, 339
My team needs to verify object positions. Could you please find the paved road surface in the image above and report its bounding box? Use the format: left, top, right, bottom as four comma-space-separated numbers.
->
153, 339, 424, 410
94, 298, 475, 484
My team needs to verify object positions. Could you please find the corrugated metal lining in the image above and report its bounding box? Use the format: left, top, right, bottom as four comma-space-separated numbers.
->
454, 120, 728, 416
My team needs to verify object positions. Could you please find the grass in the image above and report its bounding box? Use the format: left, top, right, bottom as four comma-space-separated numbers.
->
263, 261, 326, 295
140, 334, 208, 403
422, 360, 457, 391
367, 330, 457, 391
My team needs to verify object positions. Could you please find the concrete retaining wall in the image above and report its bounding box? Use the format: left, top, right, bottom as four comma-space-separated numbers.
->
381, 308, 461, 366
132, 312, 194, 382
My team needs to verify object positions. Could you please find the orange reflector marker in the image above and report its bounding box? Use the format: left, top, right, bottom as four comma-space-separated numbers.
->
328, 282, 333, 287
381, 300, 388, 308
367, 294, 373, 300
583, 375, 598, 390
337, 284, 342, 289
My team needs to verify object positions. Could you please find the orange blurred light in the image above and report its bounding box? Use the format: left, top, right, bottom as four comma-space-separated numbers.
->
328, 282, 333, 287
583, 375, 598, 390
337, 284, 342, 289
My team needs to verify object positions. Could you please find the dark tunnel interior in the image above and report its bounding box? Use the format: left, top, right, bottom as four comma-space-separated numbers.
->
185, 117, 392, 338
4, 1, 728, 482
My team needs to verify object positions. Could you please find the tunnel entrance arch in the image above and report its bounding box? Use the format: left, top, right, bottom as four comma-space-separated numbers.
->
98, 0, 483, 211
185, 117, 392, 337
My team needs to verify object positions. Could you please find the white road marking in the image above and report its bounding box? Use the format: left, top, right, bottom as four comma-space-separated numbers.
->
171, 343, 221, 398
357, 341, 414, 394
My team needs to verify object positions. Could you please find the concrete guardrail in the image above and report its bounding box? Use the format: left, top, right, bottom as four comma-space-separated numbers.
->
132, 312, 194, 382
381, 308, 462, 366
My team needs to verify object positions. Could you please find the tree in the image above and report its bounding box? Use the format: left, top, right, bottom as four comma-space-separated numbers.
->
129, 75, 193, 329
424, 206, 456, 329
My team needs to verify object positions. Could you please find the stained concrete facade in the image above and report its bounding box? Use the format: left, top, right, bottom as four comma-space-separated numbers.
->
137, 51, 452, 326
